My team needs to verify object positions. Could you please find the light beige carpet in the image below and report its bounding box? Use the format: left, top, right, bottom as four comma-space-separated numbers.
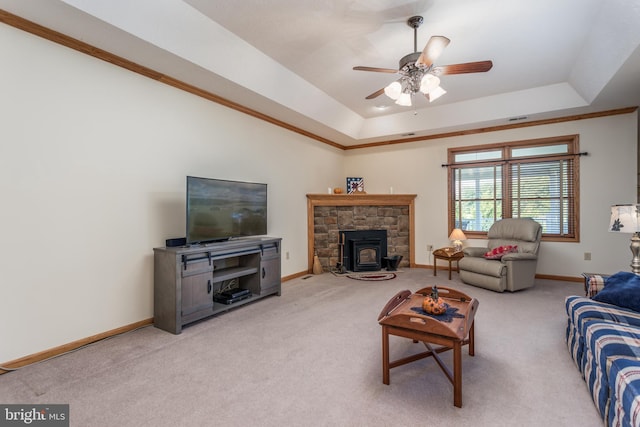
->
0, 269, 602, 426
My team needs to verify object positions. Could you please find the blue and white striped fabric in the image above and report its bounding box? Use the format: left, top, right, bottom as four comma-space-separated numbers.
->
608, 357, 640, 427
565, 296, 640, 373
567, 317, 585, 372
583, 320, 640, 420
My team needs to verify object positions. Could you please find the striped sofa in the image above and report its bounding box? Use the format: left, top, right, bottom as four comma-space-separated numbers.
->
565, 272, 640, 426
609, 357, 640, 426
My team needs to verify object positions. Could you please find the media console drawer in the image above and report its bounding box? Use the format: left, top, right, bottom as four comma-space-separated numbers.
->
261, 243, 280, 258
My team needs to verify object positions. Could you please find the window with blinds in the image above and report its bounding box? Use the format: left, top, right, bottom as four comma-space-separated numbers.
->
448, 135, 580, 241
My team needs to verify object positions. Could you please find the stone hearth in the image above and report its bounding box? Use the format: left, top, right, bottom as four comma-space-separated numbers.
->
306, 194, 416, 273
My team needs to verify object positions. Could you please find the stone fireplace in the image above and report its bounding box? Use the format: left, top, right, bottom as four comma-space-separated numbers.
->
306, 194, 416, 273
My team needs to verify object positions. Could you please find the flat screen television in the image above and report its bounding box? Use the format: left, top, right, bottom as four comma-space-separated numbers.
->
186, 176, 267, 244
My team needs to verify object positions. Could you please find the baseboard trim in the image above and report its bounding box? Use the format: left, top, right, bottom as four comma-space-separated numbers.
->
282, 271, 310, 281
535, 273, 583, 283
414, 264, 583, 283
0, 318, 153, 375
413, 263, 454, 271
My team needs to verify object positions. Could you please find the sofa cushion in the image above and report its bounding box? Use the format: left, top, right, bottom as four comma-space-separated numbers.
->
608, 357, 640, 427
593, 272, 640, 312
483, 245, 517, 260
583, 320, 640, 418
458, 256, 506, 277
565, 296, 640, 373
566, 296, 640, 331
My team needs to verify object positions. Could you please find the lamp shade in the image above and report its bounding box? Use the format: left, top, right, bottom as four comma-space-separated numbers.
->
449, 228, 467, 241
610, 205, 640, 233
609, 204, 640, 274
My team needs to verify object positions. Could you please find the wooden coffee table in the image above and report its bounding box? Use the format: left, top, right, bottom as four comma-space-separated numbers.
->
433, 248, 464, 280
378, 286, 479, 407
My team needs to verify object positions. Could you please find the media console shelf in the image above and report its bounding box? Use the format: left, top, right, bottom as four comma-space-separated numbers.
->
153, 236, 282, 334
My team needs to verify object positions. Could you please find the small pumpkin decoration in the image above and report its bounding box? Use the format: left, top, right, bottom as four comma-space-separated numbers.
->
422, 286, 447, 315
333, 187, 343, 194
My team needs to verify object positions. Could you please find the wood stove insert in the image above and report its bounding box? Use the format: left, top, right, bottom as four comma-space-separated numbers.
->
340, 229, 387, 272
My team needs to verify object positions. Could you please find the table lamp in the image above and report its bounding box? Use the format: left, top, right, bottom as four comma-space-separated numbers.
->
449, 228, 467, 252
609, 204, 640, 274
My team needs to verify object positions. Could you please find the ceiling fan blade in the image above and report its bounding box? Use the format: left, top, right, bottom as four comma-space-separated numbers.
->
416, 36, 450, 67
365, 88, 386, 99
433, 60, 493, 75
353, 66, 398, 73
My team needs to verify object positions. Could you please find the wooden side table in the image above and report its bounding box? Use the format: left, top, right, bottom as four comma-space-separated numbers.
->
433, 248, 464, 280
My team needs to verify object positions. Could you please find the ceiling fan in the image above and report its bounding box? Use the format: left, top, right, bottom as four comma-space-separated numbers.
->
353, 16, 493, 106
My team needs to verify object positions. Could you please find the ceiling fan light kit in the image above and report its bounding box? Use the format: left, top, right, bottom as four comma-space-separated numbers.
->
384, 81, 402, 100
395, 92, 412, 107
427, 85, 447, 102
420, 74, 440, 93
385, 74, 444, 106
354, 16, 492, 108
383, 57, 445, 106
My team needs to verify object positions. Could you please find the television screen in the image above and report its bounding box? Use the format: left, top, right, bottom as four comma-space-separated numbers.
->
186, 176, 267, 244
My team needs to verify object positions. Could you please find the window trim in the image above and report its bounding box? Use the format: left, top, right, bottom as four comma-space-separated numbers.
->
447, 135, 580, 242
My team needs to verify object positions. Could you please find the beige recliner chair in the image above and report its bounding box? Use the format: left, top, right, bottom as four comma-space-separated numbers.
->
458, 218, 542, 292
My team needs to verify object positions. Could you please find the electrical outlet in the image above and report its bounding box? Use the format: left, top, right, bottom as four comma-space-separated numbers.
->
584, 252, 591, 261
427, 244, 433, 251
286, 251, 290, 260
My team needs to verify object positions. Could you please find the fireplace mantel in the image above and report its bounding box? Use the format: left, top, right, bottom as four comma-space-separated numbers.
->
306, 194, 417, 272
306, 193, 417, 206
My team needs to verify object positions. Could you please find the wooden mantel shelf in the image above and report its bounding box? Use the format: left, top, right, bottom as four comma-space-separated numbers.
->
306, 194, 417, 272
306, 193, 417, 206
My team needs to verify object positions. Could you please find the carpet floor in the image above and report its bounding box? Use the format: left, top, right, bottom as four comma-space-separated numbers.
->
0, 269, 602, 426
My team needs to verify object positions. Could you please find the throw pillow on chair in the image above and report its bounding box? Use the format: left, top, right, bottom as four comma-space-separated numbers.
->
483, 245, 518, 260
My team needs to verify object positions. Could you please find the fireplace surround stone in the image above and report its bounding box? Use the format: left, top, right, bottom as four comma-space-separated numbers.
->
306, 194, 416, 273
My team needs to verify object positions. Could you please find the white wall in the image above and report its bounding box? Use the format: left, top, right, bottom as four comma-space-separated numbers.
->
0, 24, 343, 362
344, 113, 638, 276
1, 20, 638, 364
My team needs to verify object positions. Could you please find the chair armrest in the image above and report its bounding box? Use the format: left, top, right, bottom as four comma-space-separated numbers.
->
463, 247, 488, 257
502, 252, 537, 262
